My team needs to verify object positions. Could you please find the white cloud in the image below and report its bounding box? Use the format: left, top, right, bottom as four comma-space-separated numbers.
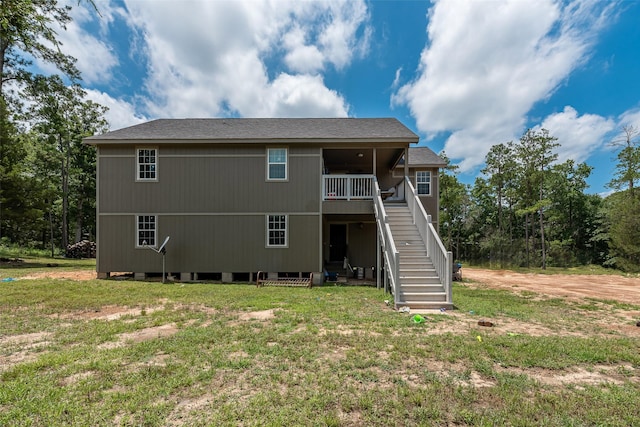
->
393, 0, 614, 173
619, 107, 640, 130
44, 1, 120, 85
117, 0, 370, 118
535, 106, 616, 163
391, 67, 402, 90
263, 73, 349, 118
283, 25, 325, 73
84, 89, 147, 130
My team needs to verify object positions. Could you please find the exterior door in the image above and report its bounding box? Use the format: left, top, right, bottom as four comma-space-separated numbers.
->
329, 224, 347, 262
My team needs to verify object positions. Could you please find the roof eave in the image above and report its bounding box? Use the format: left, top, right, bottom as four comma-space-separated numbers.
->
83, 137, 419, 146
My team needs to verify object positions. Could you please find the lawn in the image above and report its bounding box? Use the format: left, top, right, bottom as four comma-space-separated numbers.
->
1, 258, 639, 426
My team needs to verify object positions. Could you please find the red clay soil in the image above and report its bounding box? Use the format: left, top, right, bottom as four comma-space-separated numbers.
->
464, 268, 640, 305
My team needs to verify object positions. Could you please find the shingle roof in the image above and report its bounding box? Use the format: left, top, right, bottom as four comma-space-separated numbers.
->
84, 118, 419, 144
406, 147, 447, 167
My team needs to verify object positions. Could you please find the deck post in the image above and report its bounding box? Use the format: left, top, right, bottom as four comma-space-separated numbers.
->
376, 230, 381, 290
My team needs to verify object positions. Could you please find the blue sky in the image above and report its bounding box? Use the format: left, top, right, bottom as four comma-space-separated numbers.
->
45, 0, 640, 194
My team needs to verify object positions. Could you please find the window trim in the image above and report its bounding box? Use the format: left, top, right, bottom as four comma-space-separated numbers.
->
136, 147, 158, 182
266, 214, 288, 248
416, 170, 431, 196
266, 147, 288, 181
136, 214, 157, 248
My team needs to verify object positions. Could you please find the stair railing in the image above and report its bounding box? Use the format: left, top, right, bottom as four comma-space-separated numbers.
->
373, 180, 400, 305
404, 177, 453, 305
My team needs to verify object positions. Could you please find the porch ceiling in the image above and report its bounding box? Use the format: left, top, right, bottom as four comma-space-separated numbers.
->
323, 148, 404, 173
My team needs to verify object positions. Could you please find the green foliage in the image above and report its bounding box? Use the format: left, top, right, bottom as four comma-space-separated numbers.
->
605, 192, 640, 272
0, 2, 108, 251
442, 127, 640, 272
607, 125, 640, 196
438, 153, 470, 260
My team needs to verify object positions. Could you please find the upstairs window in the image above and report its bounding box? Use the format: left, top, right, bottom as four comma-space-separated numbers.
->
267, 148, 287, 181
267, 215, 287, 247
416, 171, 431, 196
137, 148, 157, 181
137, 215, 156, 247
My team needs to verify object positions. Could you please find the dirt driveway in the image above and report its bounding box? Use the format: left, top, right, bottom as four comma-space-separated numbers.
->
464, 268, 640, 305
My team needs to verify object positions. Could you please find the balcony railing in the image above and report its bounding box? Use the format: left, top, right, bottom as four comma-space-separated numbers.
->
323, 174, 375, 200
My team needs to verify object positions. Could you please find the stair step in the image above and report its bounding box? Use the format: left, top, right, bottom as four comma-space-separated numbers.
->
396, 301, 454, 310
398, 254, 429, 259
397, 292, 448, 302
400, 278, 442, 286
400, 284, 444, 292
399, 271, 439, 277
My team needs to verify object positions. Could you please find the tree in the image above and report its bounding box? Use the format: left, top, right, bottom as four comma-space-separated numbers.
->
480, 142, 518, 266
0, 0, 83, 241
0, 0, 79, 94
605, 192, 640, 272
438, 153, 470, 261
513, 129, 558, 269
0, 104, 47, 246
546, 160, 594, 265
26, 74, 107, 251
608, 125, 640, 198
605, 125, 640, 272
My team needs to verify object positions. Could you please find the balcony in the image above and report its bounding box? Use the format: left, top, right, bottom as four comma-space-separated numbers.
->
322, 175, 375, 201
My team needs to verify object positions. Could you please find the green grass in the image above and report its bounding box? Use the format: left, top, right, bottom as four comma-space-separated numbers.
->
1, 260, 639, 426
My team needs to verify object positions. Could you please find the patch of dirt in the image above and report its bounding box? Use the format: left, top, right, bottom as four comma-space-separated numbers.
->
21, 270, 97, 281
164, 394, 215, 427
59, 371, 95, 386
495, 364, 638, 388
464, 268, 640, 305
0, 332, 53, 372
237, 309, 277, 321
98, 323, 179, 349
53, 304, 165, 321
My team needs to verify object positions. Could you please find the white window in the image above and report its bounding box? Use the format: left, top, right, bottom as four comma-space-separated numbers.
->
267, 148, 287, 181
416, 171, 431, 195
137, 148, 157, 181
137, 215, 156, 247
267, 215, 287, 247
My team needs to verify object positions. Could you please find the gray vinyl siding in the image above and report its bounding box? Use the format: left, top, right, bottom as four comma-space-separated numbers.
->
98, 214, 320, 273
322, 200, 374, 215
412, 167, 440, 230
98, 145, 321, 213
97, 144, 322, 274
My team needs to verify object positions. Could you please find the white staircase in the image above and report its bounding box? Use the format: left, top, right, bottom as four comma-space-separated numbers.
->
385, 203, 453, 310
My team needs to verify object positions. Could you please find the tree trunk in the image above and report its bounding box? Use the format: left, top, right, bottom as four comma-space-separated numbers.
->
61, 136, 69, 250
539, 206, 546, 269
525, 213, 530, 268
49, 201, 55, 258
75, 194, 83, 243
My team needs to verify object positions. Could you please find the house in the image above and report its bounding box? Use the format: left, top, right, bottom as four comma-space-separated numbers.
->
84, 118, 452, 309
396, 146, 448, 231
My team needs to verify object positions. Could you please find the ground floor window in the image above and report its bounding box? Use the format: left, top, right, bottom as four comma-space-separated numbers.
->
137, 215, 156, 247
267, 214, 287, 247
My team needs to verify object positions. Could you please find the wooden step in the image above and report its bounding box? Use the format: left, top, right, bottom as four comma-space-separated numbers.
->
397, 292, 449, 302
396, 301, 454, 310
